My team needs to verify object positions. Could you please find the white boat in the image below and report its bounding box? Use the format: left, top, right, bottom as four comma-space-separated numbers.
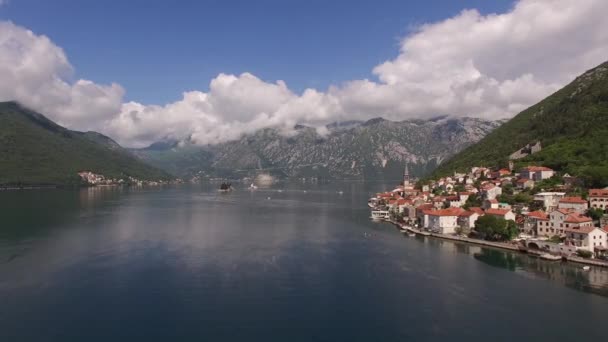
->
249, 183, 258, 190
370, 210, 390, 221
582, 266, 591, 271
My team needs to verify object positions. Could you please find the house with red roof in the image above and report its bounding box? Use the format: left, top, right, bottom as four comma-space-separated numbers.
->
482, 198, 499, 210
516, 178, 534, 190
458, 210, 480, 230
480, 183, 502, 200
485, 208, 516, 222
520, 166, 555, 181
427, 207, 465, 234
468, 207, 485, 216
416, 204, 435, 228
565, 226, 607, 253
589, 188, 608, 210
558, 197, 588, 212
537, 209, 594, 237
522, 210, 548, 236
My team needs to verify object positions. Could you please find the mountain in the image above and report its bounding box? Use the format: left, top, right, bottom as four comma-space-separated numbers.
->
133, 117, 501, 181
0, 101, 171, 186
432, 61, 608, 187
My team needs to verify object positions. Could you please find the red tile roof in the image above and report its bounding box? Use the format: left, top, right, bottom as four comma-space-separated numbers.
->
458, 210, 479, 217
426, 207, 465, 217
416, 204, 434, 211
469, 207, 484, 216
565, 226, 599, 234
589, 189, 608, 197
523, 166, 554, 172
526, 210, 548, 220
564, 214, 593, 224
556, 208, 574, 215
516, 178, 532, 184
485, 208, 512, 216
559, 197, 587, 204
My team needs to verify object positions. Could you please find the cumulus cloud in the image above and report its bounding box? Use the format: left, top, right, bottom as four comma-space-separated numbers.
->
1, 0, 608, 147
0, 21, 124, 130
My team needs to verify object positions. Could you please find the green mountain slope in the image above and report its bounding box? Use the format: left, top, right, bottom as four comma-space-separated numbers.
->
433, 61, 608, 187
0, 102, 171, 186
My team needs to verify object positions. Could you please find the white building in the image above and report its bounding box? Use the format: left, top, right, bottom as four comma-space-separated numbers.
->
481, 183, 502, 200
427, 208, 463, 234
565, 226, 608, 253
534, 192, 566, 211
589, 189, 608, 210
458, 210, 480, 229
537, 209, 594, 237
520, 166, 555, 181
558, 197, 588, 212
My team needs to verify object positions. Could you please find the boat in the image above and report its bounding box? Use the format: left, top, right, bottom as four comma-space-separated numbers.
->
218, 182, 233, 192
249, 183, 258, 190
582, 266, 591, 271
370, 210, 390, 221
540, 253, 561, 261
408, 232, 416, 237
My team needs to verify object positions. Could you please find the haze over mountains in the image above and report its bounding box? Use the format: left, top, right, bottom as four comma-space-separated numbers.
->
2, 59, 608, 186
133, 117, 500, 181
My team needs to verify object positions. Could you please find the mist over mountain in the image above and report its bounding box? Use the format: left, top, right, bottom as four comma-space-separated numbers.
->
132, 116, 501, 180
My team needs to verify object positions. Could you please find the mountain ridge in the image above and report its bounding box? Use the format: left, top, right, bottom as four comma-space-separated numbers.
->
432, 60, 608, 187
0, 101, 172, 186
133, 116, 502, 180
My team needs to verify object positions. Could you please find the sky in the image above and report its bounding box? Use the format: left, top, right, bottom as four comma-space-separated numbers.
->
1, 0, 607, 147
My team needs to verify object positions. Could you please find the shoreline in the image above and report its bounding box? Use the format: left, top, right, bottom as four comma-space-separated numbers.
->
383, 219, 608, 268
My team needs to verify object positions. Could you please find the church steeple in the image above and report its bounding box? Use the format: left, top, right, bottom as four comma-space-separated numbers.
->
403, 162, 410, 186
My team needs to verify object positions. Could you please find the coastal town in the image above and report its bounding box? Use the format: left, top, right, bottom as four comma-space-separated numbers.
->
77, 171, 180, 187
369, 163, 608, 267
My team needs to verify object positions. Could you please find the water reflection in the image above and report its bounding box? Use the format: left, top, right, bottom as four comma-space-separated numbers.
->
473, 246, 608, 296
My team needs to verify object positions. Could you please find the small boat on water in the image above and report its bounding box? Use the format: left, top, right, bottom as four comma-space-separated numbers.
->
218, 182, 233, 192
249, 183, 258, 190
540, 253, 561, 261
408, 232, 416, 237
582, 266, 591, 271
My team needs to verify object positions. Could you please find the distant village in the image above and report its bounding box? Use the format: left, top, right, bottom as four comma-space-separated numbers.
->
369, 163, 608, 263
77, 171, 180, 187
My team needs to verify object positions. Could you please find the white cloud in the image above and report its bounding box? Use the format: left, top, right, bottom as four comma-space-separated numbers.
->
0, 21, 124, 131
1, 0, 608, 147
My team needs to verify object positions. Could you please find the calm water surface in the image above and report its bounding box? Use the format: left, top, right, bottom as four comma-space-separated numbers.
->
1, 182, 608, 341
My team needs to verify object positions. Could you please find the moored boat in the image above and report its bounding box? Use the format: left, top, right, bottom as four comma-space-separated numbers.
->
370, 210, 390, 221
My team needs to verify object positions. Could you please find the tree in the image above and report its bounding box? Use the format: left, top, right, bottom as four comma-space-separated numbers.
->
463, 195, 482, 210
453, 184, 465, 193
548, 235, 562, 243
576, 250, 593, 259
474, 215, 518, 241
587, 208, 605, 221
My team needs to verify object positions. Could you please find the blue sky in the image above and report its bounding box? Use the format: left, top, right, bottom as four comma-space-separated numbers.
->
3, 0, 605, 147
0, 0, 513, 104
